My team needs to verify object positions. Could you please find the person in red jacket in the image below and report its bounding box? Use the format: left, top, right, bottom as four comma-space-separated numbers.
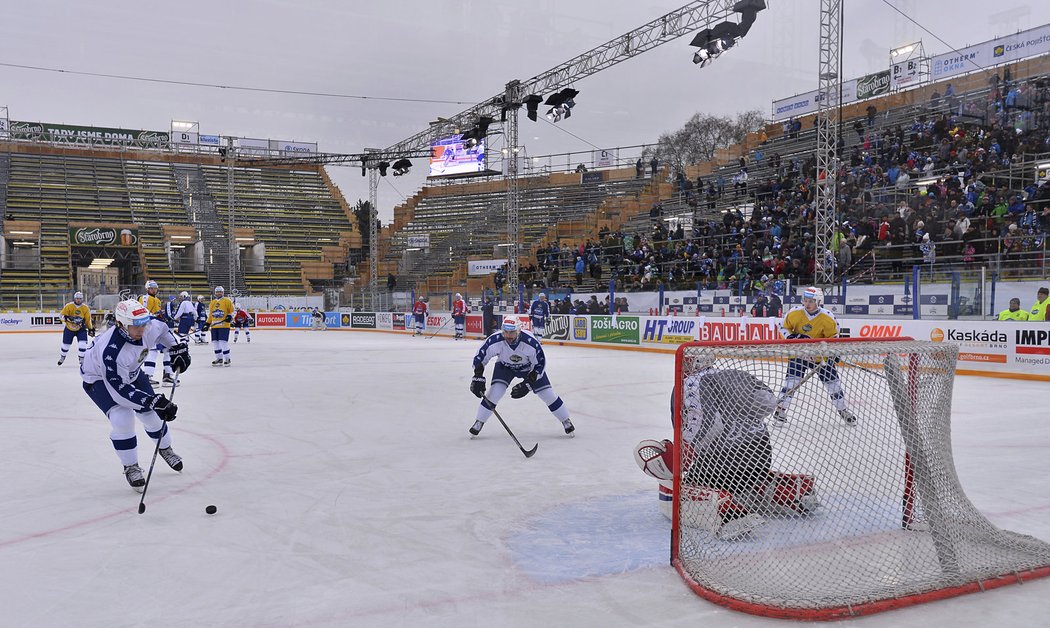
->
412, 297, 428, 336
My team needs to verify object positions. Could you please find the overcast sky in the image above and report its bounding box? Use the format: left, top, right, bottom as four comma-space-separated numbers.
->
3, 0, 1048, 222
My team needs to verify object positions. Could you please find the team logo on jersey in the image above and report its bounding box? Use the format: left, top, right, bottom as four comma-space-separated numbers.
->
802, 324, 813, 333
212, 309, 225, 318
138, 348, 149, 363
509, 355, 523, 363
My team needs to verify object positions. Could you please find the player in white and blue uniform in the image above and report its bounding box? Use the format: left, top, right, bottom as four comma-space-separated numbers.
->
80, 299, 191, 491
529, 293, 551, 339
164, 295, 178, 330
174, 291, 197, 343
468, 319, 574, 437
194, 296, 208, 344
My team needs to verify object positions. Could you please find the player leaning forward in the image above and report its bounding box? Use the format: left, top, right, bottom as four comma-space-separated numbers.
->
468, 319, 575, 436
58, 291, 94, 366
633, 353, 819, 540
81, 299, 191, 490
774, 286, 856, 424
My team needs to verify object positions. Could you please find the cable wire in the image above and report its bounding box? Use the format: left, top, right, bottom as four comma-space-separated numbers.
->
880, 0, 985, 73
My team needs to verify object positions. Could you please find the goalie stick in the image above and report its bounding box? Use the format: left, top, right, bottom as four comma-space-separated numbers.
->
486, 397, 538, 458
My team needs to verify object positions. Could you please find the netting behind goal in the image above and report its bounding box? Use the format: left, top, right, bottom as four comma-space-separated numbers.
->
671, 338, 1050, 620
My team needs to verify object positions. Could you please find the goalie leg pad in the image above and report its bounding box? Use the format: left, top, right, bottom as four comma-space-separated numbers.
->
634, 439, 675, 481
679, 485, 764, 540
763, 471, 819, 515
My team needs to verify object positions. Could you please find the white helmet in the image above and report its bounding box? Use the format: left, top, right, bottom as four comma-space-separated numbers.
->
73, 291, 84, 303
501, 319, 521, 334
115, 299, 151, 327
540, 293, 547, 300
180, 291, 190, 299
214, 286, 225, 295
455, 293, 462, 300
197, 295, 206, 302
802, 286, 823, 303
145, 280, 158, 291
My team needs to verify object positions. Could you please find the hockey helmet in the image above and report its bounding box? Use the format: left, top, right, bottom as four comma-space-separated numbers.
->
73, 291, 84, 303
455, 293, 462, 300
501, 319, 521, 338
145, 279, 159, 292
180, 291, 190, 299
115, 299, 151, 328
802, 286, 823, 304
214, 286, 225, 296
198, 295, 206, 302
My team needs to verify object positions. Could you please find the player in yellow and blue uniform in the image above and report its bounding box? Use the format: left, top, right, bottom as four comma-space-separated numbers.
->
139, 279, 177, 386
773, 286, 856, 426
206, 286, 235, 366
58, 291, 93, 366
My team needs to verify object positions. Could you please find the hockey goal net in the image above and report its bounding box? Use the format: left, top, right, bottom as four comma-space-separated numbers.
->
671, 338, 1050, 620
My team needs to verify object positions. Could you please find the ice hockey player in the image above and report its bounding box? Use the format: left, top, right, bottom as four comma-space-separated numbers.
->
164, 295, 179, 330
174, 291, 197, 345
80, 299, 191, 491
194, 296, 208, 344
468, 319, 574, 437
139, 280, 176, 386
412, 296, 428, 336
232, 302, 251, 343
633, 352, 819, 541
58, 291, 94, 366
310, 307, 326, 330
774, 286, 856, 424
451, 293, 467, 340
529, 293, 551, 339
205, 286, 235, 366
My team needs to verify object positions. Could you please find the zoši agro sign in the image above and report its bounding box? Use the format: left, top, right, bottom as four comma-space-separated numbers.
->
590, 315, 639, 345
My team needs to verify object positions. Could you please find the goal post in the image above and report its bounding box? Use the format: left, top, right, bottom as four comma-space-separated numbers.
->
670, 338, 1050, 620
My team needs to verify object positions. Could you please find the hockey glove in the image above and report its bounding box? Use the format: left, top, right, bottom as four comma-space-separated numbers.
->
470, 365, 486, 398
149, 395, 178, 422
525, 370, 539, 385
786, 333, 810, 339
510, 382, 531, 399
202, 322, 210, 332
169, 342, 191, 373
224, 314, 233, 324
88, 327, 96, 337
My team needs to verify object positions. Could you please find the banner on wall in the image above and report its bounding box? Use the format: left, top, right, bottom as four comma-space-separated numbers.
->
287, 312, 312, 328
590, 316, 639, 345
10, 121, 169, 147
856, 70, 891, 100
69, 226, 139, 248
254, 312, 286, 327
468, 259, 507, 276
931, 23, 1050, 81
891, 59, 921, 89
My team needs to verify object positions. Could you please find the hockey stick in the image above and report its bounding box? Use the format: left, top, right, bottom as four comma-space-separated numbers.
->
424, 316, 452, 339
138, 371, 180, 514
487, 398, 538, 458
839, 359, 886, 379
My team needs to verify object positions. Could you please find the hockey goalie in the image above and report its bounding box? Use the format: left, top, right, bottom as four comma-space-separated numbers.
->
634, 353, 819, 541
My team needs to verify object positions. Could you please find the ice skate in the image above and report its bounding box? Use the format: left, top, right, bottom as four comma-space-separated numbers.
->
57, 356, 65, 366
562, 418, 575, 436
163, 373, 179, 387
123, 464, 145, 491
212, 359, 223, 367
469, 420, 484, 437
839, 408, 857, 425
224, 359, 231, 367
771, 405, 788, 426
246, 336, 250, 343
78, 356, 84, 366
149, 376, 160, 385
716, 513, 764, 541
159, 447, 183, 472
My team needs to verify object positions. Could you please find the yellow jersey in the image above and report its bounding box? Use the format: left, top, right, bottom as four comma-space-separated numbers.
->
998, 308, 1030, 321
139, 294, 162, 316
208, 297, 235, 329
1030, 297, 1050, 322
780, 305, 840, 339
60, 302, 92, 332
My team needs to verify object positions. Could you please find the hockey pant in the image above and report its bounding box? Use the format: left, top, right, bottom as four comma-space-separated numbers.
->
453, 315, 465, 337
195, 320, 207, 342
233, 323, 250, 340
211, 328, 231, 361
83, 371, 172, 467
531, 317, 546, 338
143, 345, 173, 377
475, 362, 569, 426
776, 358, 847, 412
60, 328, 88, 362
414, 316, 425, 333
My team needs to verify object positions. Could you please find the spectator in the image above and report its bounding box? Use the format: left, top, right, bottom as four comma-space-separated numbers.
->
574, 256, 585, 286
650, 157, 659, 178
387, 273, 397, 292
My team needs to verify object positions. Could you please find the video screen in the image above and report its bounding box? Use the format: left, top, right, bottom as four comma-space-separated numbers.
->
429, 135, 485, 177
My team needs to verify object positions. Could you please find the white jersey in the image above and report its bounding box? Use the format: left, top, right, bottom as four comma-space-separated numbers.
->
681, 368, 775, 452
174, 300, 196, 319
472, 329, 547, 377
81, 320, 178, 410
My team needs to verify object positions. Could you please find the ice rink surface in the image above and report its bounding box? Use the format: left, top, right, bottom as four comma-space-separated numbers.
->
2, 329, 1048, 628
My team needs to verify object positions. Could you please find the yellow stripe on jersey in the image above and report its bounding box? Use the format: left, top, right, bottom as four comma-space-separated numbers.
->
207, 297, 234, 329
61, 303, 92, 331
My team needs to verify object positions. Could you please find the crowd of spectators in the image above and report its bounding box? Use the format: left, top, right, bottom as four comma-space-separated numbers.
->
526, 71, 1050, 293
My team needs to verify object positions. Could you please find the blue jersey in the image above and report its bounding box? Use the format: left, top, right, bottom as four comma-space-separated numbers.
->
196, 302, 208, 321
530, 300, 550, 321
473, 329, 546, 377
